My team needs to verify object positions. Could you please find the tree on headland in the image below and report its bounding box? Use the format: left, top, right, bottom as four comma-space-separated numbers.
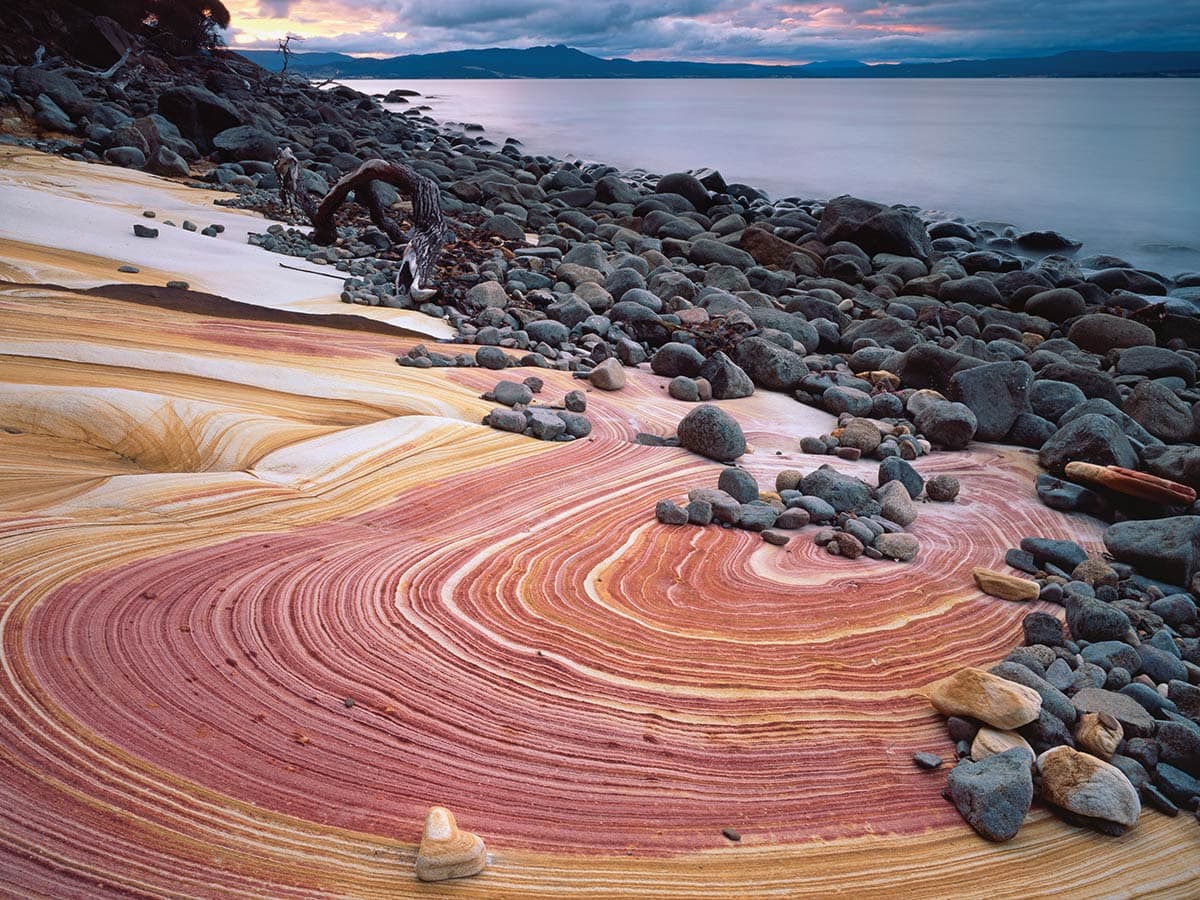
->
74, 0, 231, 54
144, 0, 231, 53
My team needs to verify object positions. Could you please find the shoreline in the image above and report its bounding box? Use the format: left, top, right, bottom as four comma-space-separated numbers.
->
341, 75, 1200, 274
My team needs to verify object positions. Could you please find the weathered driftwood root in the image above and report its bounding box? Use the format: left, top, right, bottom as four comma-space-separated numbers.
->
294, 158, 449, 302
1063, 461, 1196, 506
273, 146, 303, 214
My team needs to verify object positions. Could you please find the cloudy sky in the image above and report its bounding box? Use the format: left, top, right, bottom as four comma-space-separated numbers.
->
223, 1, 1200, 63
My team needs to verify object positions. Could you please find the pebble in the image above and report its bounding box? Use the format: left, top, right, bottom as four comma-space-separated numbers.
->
527, 409, 565, 441
913, 751, 943, 770
686, 500, 714, 526
762, 529, 790, 546
1142, 784, 1179, 817
973, 568, 1040, 602
668, 375, 701, 402
132, 224, 158, 238
676, 404, 746, 462
875, 532, 919, 562
1037, 746, 1141, 829
475, 346, 509, 370
564, 389, 587, 412
655, 500, 689, 525
1075, 711, 1122, 760
773, 508, 810, 529
833, 531, 864, 558
117, 265, 140, 273
588, 357, 626, 391
878, 456, 924, 499
718, 467, 759, 504
492, 380, 533, 407
1022, 612, 1064, 647
775, 470, 803, 492
944, 748, 1034, 842
924, 474, 960, 502
926, 667, 1042, 730
970, 726, 1034, 761
484, 408, 526, 433
1071, 688, 1156, 738
875, 480, 918, 526
800, 436, 828, 454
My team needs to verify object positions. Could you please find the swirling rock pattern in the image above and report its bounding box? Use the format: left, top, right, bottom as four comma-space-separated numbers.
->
1, 154, 1197, 897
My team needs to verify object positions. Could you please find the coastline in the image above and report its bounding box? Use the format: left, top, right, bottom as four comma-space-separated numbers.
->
344, 75, 1200, 275
1, 48, 1200, 896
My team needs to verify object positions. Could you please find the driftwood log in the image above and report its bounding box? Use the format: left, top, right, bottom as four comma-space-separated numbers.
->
276, 153, 449, 301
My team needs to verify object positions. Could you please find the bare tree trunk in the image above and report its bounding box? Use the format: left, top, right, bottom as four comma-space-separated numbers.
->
305, 159, 450, 300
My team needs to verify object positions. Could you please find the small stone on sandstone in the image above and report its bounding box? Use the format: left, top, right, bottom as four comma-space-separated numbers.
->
762, 529, 790, 546
564, 389, 587, 412
655, 500, 689, 525
913, 751, 944, 770
875, 532, 920, 562
588, 357, 626, 391
973, 568, 1040, 602
926, 667, 1042, 730
925, 475, 960, 502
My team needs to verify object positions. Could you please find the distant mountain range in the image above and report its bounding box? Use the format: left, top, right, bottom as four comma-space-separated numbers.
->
237, 44, 1200, 79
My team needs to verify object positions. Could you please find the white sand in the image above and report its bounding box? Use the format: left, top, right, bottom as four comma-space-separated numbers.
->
0, 147, 455, 339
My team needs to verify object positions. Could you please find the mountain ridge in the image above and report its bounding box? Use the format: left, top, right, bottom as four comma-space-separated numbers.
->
237, 44, 1200, 79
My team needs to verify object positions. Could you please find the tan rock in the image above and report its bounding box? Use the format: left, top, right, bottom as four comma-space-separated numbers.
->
775, 469, 803, 493
855, 370, 900, 390
1075, 711, 1122, 761
971, 726, 1034, 761
836, 418, 882, 454
925, 667, 1042, 730
587, 357, 626, 391
414, 806, 487, 882
877, 479, 918, 526
973, 567, 1040, 602
1071, 558, 1119, 588
1036, 746, 1140, 828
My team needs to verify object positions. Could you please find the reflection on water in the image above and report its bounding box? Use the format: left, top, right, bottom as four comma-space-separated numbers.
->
348, 77, 1200, 274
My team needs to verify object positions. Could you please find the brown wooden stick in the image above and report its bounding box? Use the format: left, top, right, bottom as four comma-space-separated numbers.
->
1064, 461, 1196, 505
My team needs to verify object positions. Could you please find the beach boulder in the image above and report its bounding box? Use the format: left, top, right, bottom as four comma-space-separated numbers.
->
676, 405, 745, 461
654, 172, 712, 212
13, 66, 90, 118
157, 85, 243, 153
212, 126, 281, 162
817, 195, 933, 261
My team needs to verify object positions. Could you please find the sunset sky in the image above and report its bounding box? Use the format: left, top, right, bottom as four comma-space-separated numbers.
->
221, 1, 1200, 63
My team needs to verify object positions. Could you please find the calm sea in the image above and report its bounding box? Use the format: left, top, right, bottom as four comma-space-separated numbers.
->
346, 78, 1200, 274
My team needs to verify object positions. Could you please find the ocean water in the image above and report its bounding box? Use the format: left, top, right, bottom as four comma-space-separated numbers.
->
346, 78, 1200, 274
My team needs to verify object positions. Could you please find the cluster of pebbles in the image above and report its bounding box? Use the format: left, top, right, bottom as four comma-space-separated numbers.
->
655, 456, 958, 559
921, 535, 1200, 839
129, 208, 226, 243
477, 377, 593, 442
799, 412, 934, 463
